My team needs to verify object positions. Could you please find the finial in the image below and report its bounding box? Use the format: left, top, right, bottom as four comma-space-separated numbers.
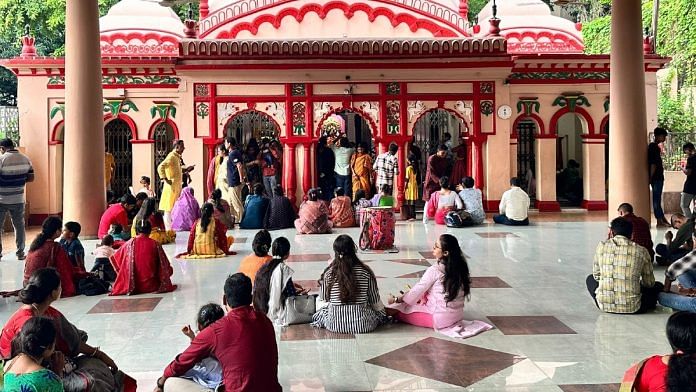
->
643, 27, 654, 54
488, 0, 501, 37
492, 0, 497, 19
187, 3, 194, 20
20, 24, 36, 58
183, 3, 198, 38
24, 24, 29, 36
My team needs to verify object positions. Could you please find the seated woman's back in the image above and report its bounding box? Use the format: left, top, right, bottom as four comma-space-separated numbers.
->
240, 185, 270, 229
324, 263, 373, 305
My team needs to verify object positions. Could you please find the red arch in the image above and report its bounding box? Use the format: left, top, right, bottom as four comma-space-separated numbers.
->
600, 115, 609, 134
315, 107, 379, 140
511, 114, 545, 138
549, 107, 595, 136
222, 109, 282, 139
147, 119, 180, 140
50, 120, 64, 144
410, 108, 471, 137
104, 113, 138, 140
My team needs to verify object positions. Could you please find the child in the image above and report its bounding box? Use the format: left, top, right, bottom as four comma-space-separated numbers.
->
371, 185, 395, 207
404, 155, 418, 221
180, 303, 225, 389
138, 176, 155, 198
59, 221, 86, 272
109, 223, 126, 241
92, 235, 117, 282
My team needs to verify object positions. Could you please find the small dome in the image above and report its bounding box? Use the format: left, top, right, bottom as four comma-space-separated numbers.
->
100, 0, 184, 37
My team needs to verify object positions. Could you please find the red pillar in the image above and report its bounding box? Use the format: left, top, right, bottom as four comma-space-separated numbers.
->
284, 143, 297, 205
473, 139, 485, 191
302, 143, 312, 195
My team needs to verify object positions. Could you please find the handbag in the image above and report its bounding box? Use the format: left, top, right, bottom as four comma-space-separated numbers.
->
285, 294, 317, 325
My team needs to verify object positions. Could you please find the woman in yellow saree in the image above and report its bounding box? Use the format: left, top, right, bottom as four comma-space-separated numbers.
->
177, 203, 236, 259
350, 143, 374, 199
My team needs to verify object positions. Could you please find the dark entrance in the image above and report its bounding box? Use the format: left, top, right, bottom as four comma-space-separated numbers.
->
334, 110, 373, 154
153, 121, 176, 200
104, 118, 133, 198
516, 119, 537, 199
224, 110, 279, 146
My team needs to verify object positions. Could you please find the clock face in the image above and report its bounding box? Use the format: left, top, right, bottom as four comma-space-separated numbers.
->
497, 105, 513, 120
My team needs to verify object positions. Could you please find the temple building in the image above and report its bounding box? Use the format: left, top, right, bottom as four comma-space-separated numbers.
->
3, 0, 667, 224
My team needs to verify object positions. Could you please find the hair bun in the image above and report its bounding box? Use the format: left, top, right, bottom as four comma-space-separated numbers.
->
18, 284, 38, 304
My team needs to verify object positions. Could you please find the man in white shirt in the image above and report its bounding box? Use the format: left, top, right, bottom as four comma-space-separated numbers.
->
332, 137, 354, 199
493, 177, 530, 226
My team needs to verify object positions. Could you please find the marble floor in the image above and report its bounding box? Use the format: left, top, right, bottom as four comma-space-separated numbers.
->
0, 211, 675, 391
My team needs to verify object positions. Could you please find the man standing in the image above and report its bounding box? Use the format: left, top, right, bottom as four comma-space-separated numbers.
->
617, 202, 655, 261
157, 140, 186, 229
0, 139, 33, 260
226, 137, 246, 222
681, 142, 696, 218
156, 273, 281, 392
374, 142, 399, 193
648, 127, 670, 227
493, 177, 530, 226
332, 137, 354, 200
317, 136, 335, 201
586, 217, 663, 314
104, 148, 115, 191
422, 144, 449, 201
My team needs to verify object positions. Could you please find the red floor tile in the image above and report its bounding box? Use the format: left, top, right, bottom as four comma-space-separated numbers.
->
87, 297, 162, 314
286, 254, 331, 262
559, 384, 621, 392
396, 270, 427, 279
388, 258, 431, 266
280, 324, 355, 341
487, 316, 576, 335
471, 276, 512, 288
419, 251, 436, 259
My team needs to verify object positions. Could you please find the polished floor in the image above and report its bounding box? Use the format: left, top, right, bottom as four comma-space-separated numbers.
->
0, 211, 675, 391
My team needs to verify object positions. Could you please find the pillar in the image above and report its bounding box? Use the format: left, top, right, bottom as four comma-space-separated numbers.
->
64, 0, 105, 236
535, 136, 561, 211
301, 143, 312, 195
396, 141, 406, 209
284, 143, 297, 205
509, 137, 518, 179
581, 136, 608, 210
608, 0, 650, 219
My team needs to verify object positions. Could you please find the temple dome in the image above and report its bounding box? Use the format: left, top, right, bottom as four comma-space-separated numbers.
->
475, 0, 583, 54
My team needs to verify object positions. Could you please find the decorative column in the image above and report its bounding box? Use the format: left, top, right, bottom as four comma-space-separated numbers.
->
535, 135, 561, 211
608, 0, 650, 219
396, 141, 406, 213
284, 143, 297, 205
471, 137, 485, 190
581, 135, 608, 210
509, 136, 518, 179
64, 0, 105, 236
301, 143, 312, 196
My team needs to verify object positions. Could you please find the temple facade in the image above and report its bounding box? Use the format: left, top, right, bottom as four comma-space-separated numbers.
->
3, 0, 668, 224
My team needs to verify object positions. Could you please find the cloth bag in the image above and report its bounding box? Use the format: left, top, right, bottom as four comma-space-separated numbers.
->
285, 294, 317, 325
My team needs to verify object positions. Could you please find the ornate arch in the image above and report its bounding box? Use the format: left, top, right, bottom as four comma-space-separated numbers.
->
409, 107, 471, 137
50, 120, 65, 145
222, 109, 282, 138
549, 107, 595, 136
511, 114, 546, 138
315, 107, 378, 139
103, 113, 138, 140
147, 119, 180, 140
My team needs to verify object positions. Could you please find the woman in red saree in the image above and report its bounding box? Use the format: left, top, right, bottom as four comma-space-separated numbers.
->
23, 217, 84, 298
295, 189, 333, 234
329, 187, 355, 227
111, 220, 177, 296
450, 135, 468, 185
423, 145, 450, 201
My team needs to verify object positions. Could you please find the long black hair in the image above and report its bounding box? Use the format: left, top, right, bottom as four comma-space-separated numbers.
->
252, 237, 292, 315
252, 229, 272, 257
666, 311, 696, 391
11, 316, 57, 359
135, 197, 158, 226
29, 217, 62, 252
19, 268, 61, 305
200, 202, 214, 232
322, 235, 375, 303
438, 234, 471, 303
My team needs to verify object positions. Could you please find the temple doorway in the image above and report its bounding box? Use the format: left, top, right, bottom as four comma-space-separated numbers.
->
153, 121, 176, 200
333, 110, 373, 154
556, 113, 585, 206
224, 110, 280, 147
412, 109, 465, 189
104, 118, 133, 198
516, 119, 538, 200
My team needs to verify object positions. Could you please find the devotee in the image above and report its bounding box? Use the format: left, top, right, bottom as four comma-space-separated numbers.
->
137, 175, 155, 198
656, 213, 694, 265
423, 176, 463, 225
586, 217, 663, 314
92, 235, 117, 282
1, 268, 124, 389
171, 187, 201, 232
408, 141, 422, 184
206, 144, 227, 197
105, 147, 115, 191
374, 142, 399, 195
0, 138, 33, 260
178, 203, 236, 259
59, 221, 85, 271
24, 217, 80, 297
2, 316, 63, 391
259, 140, 282, 197
493, 177, 530, 226
681, 142, 696, 218
329, 187, 356, 228
387, 234, 492, 338
97, 194, 137, 239
295, 188, 332, 234
244, 140, 262, 195
457, 176, 486, 225
423, 144, 450, 202
659, 229, 696, 312
158, 140, 189, 228
331, 137, 355, 200
353, 189, 372, 227
450, 134, 467, 186
620, 311, 696, 390
350, 142, 374, 198
649, 127, 670, 227
226, 137, 246, 222
264, 185, 296, 231
403, 154, 418, 221
110, 220, 176, 296
239, 184, 270, 230
237, 229, 272, 285
617, 203, 654, 260
312, 235, 388, 333
317, 136, 336, 201
557, 159, 582, 205
157, 273, 281, 392
179, 304, 225, 390
208, 188, 235, 230
253, 237, 308, 326
132, 197, 175, 244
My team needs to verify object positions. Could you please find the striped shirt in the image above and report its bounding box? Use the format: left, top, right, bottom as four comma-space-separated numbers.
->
666, 250, 696, 281
373, 152, 399, 189
0, 150, 33, 204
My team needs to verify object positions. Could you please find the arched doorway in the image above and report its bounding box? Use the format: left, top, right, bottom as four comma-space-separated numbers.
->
412, 109, 466, 187
104, 118, 133, 197
332, 110, 374, 153
516, 119, 538, 200
153, 121, 176, 200
556, 113, 586, 206
224, 110, 280, 146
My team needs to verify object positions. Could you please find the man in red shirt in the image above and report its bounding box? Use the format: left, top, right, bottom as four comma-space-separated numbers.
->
156, 273, 281, 392
97, 194, 137, 239
618, 203, 655, 261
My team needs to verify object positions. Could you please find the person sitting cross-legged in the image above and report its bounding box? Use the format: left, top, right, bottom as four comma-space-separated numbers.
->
659, 229, 696, 312
655, 213, 694, 266
617, 202, 655, 261
586, 217, 663, 314
493, 177, 530, 226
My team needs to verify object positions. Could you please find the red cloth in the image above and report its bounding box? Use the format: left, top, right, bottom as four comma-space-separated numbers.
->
149, 214, 166, 231
98, 203, 129, 239
163, 305, 281, 392
636, 355, 667, 392
623, 213, 655, 260
24, 241, 79, 297
182, 218, 234, 256
110, 234, 176, 296
450, 143, 467, 185
0, 307, 69, 358
423, 154, 449, 201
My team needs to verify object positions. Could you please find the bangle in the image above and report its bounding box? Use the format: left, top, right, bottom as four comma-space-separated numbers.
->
157, 377, 166, 388
91, 346, 100, 357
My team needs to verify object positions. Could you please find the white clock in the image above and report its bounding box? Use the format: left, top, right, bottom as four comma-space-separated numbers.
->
497, 105, 513, 120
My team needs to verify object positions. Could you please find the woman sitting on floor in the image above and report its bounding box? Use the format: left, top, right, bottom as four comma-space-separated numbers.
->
264, 185, 297, 231
24, 217, 84, 298
353, 189, 372, 227
312, 235, 388, 334
178, 203, 236, 259
329, 187, 355, 228
424, 176, 463, 225
131, 197, 176, 244
209, 188, 235, 230
111, 220, 177, 296
387, 234, 492, 338
621, 311, 696, 391
369, 185, 395, 208
238, 229, 272, 285
239, 184, 270, 230
171, 187, 201, 232
295, 188, 332, 234
253, 237, 308, 326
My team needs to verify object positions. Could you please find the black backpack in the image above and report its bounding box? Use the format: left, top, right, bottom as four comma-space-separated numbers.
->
77, 275, 110, 296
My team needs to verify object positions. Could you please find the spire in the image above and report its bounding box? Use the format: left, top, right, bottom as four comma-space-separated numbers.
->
488, 0, 501, 37
183, 3, 197, 38
458, 0, 468, 21
20, 24, 37, 58
643, 26, 654, 54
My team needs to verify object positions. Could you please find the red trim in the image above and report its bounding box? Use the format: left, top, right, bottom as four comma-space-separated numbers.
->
411, 108, 471, 136
507, 79, 609, 85
104, 114, 138, 140
147, 119, 181, 140
221, 109, 282, 139
48, 84, 179, 90
536, 200, 561, 212
581, 200, 608, 211
315, 107, 378, 138
483, 199, 500, 213
511, 114, 545, 137
131, 139, 155, 144
176, 60, 513, 70
100, 32, 181, 58
600, 115, 609, 134
535, 134, 558, 139
549, 106, 595, 136
50, 120, 65, 143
